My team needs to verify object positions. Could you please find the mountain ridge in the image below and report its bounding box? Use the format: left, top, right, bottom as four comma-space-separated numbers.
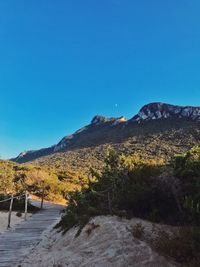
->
132, 102, 200, 122
12, 102, 200, 164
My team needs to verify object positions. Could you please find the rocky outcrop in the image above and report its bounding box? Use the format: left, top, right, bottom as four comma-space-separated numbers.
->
91, 115, 126, 125
13, 147, 54, 163
132, 102, 200, 122
91, 115, 112, 125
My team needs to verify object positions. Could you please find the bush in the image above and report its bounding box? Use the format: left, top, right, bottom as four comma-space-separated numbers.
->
153, 226, 200, 264
172, 147, 200, 224
55, 146, 200, 265
132, 223, 145, 239
57, 148, 180, 234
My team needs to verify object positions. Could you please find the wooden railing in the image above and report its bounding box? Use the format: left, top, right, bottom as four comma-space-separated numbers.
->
0, 190, 44, 229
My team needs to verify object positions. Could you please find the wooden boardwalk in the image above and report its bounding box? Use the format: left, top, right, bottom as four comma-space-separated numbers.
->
0, 201, 64, 267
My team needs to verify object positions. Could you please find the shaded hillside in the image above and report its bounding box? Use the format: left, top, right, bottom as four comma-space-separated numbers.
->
29, 118, 200, 173
12, 103, 200, 172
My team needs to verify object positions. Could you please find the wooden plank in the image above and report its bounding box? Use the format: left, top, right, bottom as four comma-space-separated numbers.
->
0, 201, 64, 267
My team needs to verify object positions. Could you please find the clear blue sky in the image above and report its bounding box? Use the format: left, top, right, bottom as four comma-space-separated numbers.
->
0, 0, 200, 159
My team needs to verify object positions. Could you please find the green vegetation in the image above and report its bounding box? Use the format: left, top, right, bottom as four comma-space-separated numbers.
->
153, 226, 200, 266
0, 160, 89, 204
172, 146, 200, 224
2, 143, 200, 265
57, 148, 169, 233
15, 117, 200, 172
56, 146, 200, 265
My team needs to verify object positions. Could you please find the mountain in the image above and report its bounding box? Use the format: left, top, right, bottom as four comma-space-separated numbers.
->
12, 102, 200, 170
132, 102, 200, 122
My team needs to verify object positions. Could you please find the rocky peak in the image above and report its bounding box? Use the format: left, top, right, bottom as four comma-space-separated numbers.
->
132, 102, 200, 122
91, 115, 127, 125
13, 150, 36, 162
16, 151, 29, 159
117, 116, 127, 122
112, 116, 127, 126
91, 115, 110, 125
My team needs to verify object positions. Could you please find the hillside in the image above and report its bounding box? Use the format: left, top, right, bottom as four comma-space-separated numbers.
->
12, 102, 200, 172
0, 160, 69, 203
3, 103, 200, 267
54, 146, 200, 266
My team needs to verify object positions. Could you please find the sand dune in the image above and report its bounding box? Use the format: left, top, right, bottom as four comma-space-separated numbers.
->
20, 216, 176, 267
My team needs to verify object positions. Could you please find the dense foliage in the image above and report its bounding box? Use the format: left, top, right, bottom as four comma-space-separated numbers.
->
57, 148, 179, 233
56, 146, 200, 265
153, 226, 200, 266
0, 160, 89, 203
172, 146, 200, 224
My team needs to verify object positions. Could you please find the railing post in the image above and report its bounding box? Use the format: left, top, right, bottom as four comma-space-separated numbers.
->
7, 194, 14, 229
40, 187, 44, 209
25, 191, 28, 221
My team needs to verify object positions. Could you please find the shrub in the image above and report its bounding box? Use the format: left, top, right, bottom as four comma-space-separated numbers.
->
153, 226, 200, 264
172, 147, 200, 224
57, 148, 179, 234
132, 223, 145, 239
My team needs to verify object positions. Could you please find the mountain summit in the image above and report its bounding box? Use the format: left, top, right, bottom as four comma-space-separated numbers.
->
12, 102, 200, 164
132, 102, 200, 122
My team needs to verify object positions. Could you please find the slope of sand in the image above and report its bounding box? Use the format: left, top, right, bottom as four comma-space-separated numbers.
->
0, 212, 31, 233
20, 216, 176, 267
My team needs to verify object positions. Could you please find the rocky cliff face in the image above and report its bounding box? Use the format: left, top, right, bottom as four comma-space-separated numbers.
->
13, 147, 54, 163
12, 102, 200, 163
91, 115, 127, 125
52, 116, 127, 152
132, 102, 200, 122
